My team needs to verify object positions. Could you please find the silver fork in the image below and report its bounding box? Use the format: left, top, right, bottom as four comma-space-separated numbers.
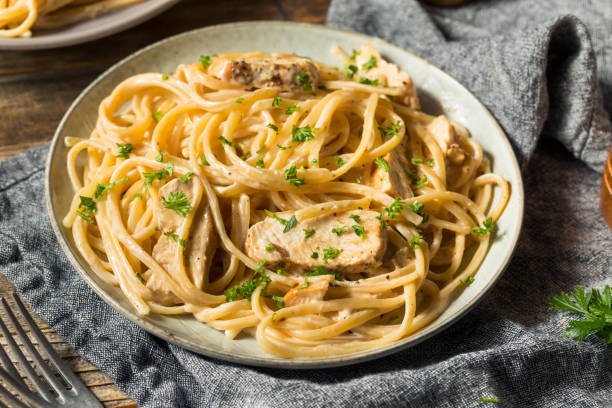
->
0, 293, 102, 408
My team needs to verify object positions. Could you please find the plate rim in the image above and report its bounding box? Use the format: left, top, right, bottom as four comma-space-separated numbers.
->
0, 0, 180, 51
45, 20, 525, 369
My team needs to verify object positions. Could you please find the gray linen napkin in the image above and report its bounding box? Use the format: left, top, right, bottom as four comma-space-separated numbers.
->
1, 0, 611, 407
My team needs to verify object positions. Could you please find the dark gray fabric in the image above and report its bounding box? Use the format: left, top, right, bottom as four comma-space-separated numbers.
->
1, 1, 611, 407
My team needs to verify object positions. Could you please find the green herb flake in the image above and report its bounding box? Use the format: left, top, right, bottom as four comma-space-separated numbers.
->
311, 252, 319, 259
129, 193, 143, 202
374, 157, 390, 172
152, 111, 164, 122
305, 266, 343, 281
76, 196, 97, 223
334, 156, 345, 167
199, 156, 210, 166
218, 135, 233, 147
352, 225, 366, 240
283, 215, 298, 233
272, 97, 282, 108
116, 143, 133, 159
291, 125, 318, 143
199, 55, 212, 69
322, 247, 341, 263
387, 315, 398, 325
473, 217, 495, 237
135, 273, 147, 284
286, 104, 299, 115
304, 229, 316, 239
277, 144, 291, 150
411, 157, 424, 165
358, 77, 379, 86
296, 72, 312, 91
362, 56, 377, 70
94, 177, 129, 201
459, 276, 475, 286
298, 279, 309, 290
161, 191, 191, 216
378, 121, 402, 138
349, 214, 361, 223
223, 263, 271, 303
477, 398, 499, 403
407, 234, 423, 250
272, 295, 285, 309
276, 269, 285, 276
331, 226, 346, 237
256, 158, 265, 168
155, 149, 164, 162
317, 84, 327, 91
267, 123, 279, 132
284, 162, 305, 186
427, 159, 434, 167
342, 64, 358, 79
143, 162, 173, 189
265, 244, 275, 253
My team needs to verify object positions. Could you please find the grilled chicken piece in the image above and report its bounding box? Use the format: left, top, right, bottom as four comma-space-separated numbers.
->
284, 275, 334, 307
207, 55, 320, 92
151, 178, 216, 294
370, 140, 413, 198
245, 210, 387, 274
144, 269, 181, 305
426, 116, 470, 166
353, 43, 420, 109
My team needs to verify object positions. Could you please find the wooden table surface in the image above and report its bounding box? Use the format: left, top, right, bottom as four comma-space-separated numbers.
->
0, 1, 329, 406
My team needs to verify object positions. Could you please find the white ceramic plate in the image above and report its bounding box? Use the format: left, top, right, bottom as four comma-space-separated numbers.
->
45, 21, 524, 368
0, 0, 179, 50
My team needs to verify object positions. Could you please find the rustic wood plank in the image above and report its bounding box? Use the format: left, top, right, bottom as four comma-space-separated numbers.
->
0, 2, 330, 407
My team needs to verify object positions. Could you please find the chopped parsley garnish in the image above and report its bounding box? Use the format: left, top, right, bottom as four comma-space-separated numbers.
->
411, 157, 424, 165
116, 143, 133, 159
459, 276, 475, 286
362, 56, 377, 70
358, 77, 379, 86
414, 176, 428, 189
256, 145, 266, 154
264, 210, 297, 233
135, 273, 147, 284
476, 398, 499, 403
296, 72, 312, 91
407, 235, 423, 250
199, 55, 212, 69
180, 172, 194, 183
291, 125, 317, 143
199, 156, 210, 166
152, 111, 164, 122
322, 247, 340, 263
256, 158, 265, 168
218, 135, 234, 147
76, 196, 97, 223
161, 191, 191, 216
277, 144, 291, 150
161, 74, 168, 80
240, 152, 250, 160
342, 64, 358, 79
235, 97, 244, 104
334, 156, 345, 167
298, 278, 309, 290
129, 193, 143, 202
331, 226, 346, 236
310, 159, 318, 166
349, 214, 360, 223
271, 296, 284, 309
549, 285, 612, 343
407, 201, 429, 223
224, 261, 271, 302
311, 252, 319, 259
303, 229, 316, 239
378, 121, 402, 138
286, 104, 299, 115
374, 157, 390, 172
384, 197, 405, 219
352, 225, 365, 240
94, 177, 128, 201
305, 266, 343, 281
427, 159, 434, 167
163, 231, 179, 241
272, 97, 282, 108
348, 50, 360, 61
473, 217, 494, 237
266, 123, 278, 132
143, 162, 173, 189
155, 149, 164, 162
276, 269, 285, 276
265, 244, 275, 253
284, 163, 305, 186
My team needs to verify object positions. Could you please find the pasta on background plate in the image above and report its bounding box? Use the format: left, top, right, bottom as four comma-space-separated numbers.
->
63, 43, 509, 358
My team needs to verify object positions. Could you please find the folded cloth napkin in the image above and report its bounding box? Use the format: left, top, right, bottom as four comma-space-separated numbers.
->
1, 0, 611, 407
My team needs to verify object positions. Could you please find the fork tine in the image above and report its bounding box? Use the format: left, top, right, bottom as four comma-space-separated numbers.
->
0, 365, 53, 408
0, 334, 21, 383
10, 294, 88, 394
0, 299, 55, 402
0, 381, 30, 408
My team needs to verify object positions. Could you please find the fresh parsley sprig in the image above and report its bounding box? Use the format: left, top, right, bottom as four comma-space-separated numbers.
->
550, 285, 612, 343
161, 191, 191, 216
473, 217, 494, 237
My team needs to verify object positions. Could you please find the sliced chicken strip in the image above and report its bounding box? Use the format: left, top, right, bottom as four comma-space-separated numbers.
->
245, 210, 387, 274
370, 139, 413, 199
284, 275, 334, 307
207, 55, 320, 92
